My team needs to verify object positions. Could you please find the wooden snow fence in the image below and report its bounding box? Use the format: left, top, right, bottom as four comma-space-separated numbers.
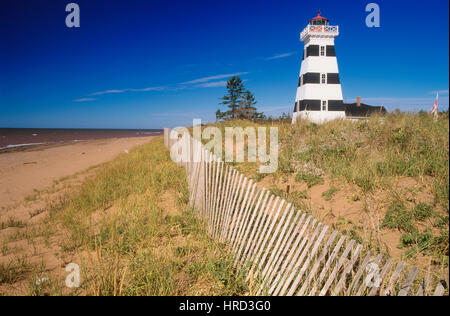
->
163, 128, 447, 296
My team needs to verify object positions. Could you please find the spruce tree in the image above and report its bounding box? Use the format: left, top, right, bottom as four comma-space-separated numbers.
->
241, 90, 257, 119
216, 76, 265, 121
219, 76, 245, 119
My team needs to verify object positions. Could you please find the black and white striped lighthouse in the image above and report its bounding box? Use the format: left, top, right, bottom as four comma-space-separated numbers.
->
292, 11, 346, 124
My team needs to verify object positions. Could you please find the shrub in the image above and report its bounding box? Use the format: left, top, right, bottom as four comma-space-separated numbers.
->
411, 203, 433, 221
381, 202, 417, 233
391, 127, 409, 147
295, 172, 323, 188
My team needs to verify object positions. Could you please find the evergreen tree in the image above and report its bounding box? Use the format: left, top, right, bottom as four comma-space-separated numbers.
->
241, 90, 257, 120
216, 76, 265, 121
219, 76, 245, 119
215, 109, 226, 121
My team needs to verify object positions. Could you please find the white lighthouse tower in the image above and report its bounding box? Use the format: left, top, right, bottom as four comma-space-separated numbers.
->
292, 11, 346, 124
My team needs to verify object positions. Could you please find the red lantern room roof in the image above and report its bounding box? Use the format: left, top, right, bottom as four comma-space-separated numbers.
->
309, 10, 329, 23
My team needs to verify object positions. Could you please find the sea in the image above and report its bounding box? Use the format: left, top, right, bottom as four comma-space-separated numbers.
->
0, 128, 163, 152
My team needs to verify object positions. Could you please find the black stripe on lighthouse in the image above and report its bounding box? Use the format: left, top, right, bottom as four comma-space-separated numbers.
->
306, 45, 320, 57
327, 73, 340, 84
299, 100, 321, 111
326, 45, 336, 56
305, 45, 337, 58
302, 73, 321, 84
328, 100, 345, 111
299, 73, 340, 84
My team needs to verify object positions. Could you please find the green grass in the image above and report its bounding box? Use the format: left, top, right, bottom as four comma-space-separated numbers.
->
42, 137, 247, 296
411, 202, 434, 221
381, 202, 417, 233
295, 172, 324, 188
0, 217, 26, 230
322, 186, 339, 201
269, 187, 310, 213
0, 258, 34, 285
206, 114, 448, 210
204, 113, 449, 268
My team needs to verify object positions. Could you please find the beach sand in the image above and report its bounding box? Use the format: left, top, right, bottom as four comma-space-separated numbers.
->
0, 137, 154, 216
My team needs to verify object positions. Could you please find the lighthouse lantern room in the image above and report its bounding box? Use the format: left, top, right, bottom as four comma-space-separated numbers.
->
292, 11, 346, 124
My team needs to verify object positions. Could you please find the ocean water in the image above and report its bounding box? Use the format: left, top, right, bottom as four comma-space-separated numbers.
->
0, 128, 163, 151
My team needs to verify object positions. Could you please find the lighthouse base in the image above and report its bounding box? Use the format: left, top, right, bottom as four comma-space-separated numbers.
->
292, 111, 346, 124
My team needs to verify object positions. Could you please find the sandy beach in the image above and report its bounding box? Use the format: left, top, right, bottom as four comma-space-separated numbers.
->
0, 137, 154, 215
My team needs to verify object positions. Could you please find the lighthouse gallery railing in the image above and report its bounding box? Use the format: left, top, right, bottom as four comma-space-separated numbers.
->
300, 25, 339, 41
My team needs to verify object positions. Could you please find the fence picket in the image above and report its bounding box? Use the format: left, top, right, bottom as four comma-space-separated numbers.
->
221, 173, 244, 242
240, 193, 274, 266
285, 225, 329, 296
382, 261, 405, 296
317, 239, 355, 296
244, 196, 281, 275
297, 231, 339, 296
268, 217, 315, 295
215, 167, 234, 238
263, 213, 307, 292
162, 128, 441, 296
232, 184, 260, 251
275, 222, 322, 296
259, 209, 302, 286
332, 244, 362, 296
235, 189, 269, 265
397, 267, 418, 296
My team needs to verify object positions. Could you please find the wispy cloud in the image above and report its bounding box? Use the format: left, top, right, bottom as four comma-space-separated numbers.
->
182, 72, 249, 85
90, 86, 166, 96
194, 80, 228, 88
127, 86, 168, 92
77, 72, 248, 101
265, 52, 296, 61
90, 89, 125, 96
73, 98, 96, 102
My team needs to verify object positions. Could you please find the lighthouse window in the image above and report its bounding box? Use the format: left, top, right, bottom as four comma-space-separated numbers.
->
321, 74, 326, 84
322, 101, 328, 111
320, 46, 325, 56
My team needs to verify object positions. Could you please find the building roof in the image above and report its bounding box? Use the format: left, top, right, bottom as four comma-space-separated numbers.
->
345, 103, 387, 117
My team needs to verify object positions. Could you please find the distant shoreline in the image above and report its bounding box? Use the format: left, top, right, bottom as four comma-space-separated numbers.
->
0, 128, 163, 152
0, 136, 156, 210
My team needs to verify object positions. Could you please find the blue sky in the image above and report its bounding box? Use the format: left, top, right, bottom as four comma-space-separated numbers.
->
0, 0, 448, 129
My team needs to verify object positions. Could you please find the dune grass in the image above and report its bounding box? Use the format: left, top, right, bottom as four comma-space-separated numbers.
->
3, 137, 247, 296
2, 112, 448, 295
204, 112, 449, 269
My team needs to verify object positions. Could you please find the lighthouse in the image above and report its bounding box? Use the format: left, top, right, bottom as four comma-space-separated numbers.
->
292, 11, 346, 124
